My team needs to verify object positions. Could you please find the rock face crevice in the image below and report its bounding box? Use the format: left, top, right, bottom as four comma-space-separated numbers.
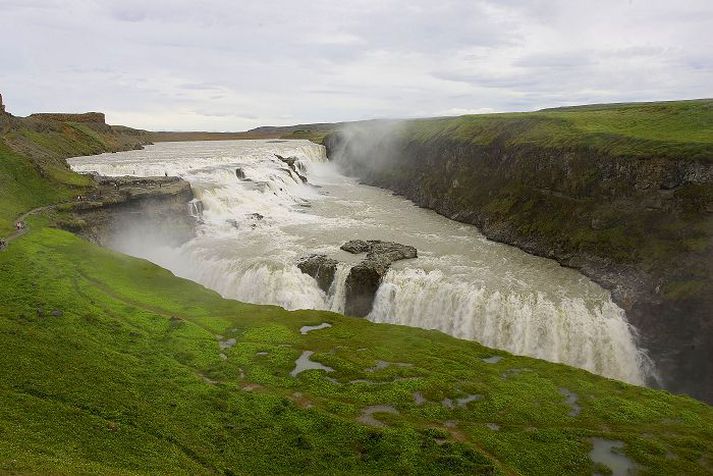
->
298, 240, 417, 317
325, 130, 713, 403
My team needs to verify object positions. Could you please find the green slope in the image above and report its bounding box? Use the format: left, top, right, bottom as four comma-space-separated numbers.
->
0, 116, 149, 235
2, 225, 713, 475
401, 99, 713, 160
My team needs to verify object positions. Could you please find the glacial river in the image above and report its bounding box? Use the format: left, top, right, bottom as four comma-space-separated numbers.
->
69, 140, 652, 384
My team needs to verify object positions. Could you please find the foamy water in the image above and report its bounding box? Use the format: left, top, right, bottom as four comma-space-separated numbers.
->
69, 140, 653, 384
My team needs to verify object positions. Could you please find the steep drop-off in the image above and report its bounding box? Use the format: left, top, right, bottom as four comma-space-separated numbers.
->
324, 100, 713, 403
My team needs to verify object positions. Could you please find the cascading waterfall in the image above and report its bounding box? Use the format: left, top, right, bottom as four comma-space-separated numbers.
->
187, 199, 204, 218
368, 268, 648, 384
327, 263, 352, 313
69, 139, 653, 385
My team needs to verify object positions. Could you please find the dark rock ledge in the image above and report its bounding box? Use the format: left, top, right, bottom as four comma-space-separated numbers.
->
298, 240, 417, 317
59, 175, 196, 246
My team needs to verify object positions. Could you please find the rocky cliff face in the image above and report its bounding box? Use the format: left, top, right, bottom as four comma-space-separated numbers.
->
28, 112, 107, 124
61, 176, 196, 247
325, 130, 713, 403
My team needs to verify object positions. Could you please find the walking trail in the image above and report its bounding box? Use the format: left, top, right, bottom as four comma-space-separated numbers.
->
0, 204, 66, 250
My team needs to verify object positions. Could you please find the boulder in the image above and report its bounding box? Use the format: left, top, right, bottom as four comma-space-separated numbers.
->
275, 154, 309, 183
236, 168, 247, 180
297, 255, 338, 293
343, 241, 417, 317
344, 263, 384, 317
275, 154, 297, 168
341, 240, 371, 254
366, 241, 418, 261
341, 240, 417, 260
298, 240, 417, 316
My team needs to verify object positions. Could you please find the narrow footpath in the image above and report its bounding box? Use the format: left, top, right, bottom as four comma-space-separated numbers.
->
0, 204, 65, 250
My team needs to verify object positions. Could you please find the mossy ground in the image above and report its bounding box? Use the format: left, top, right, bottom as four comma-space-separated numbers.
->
0, 141, 75, 236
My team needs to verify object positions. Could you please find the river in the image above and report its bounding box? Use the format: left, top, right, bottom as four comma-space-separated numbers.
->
69, 139, 653, 384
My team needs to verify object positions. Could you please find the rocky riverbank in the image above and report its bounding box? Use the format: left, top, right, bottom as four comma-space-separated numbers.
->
323, 104, 713, 403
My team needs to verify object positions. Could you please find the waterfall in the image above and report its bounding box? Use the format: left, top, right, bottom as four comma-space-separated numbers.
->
326, 263, 352, 313
187, 199, 204, 218
68, 139, 652, 386
368, 268, 650, 384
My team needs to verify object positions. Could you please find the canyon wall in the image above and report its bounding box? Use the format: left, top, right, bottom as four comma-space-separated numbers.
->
324, 121, 713, 403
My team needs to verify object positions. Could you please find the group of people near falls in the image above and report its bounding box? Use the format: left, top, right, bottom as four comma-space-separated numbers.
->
0, 221, 25, 250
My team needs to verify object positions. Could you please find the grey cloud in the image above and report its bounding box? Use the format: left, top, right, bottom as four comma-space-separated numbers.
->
0, 0, 711, 130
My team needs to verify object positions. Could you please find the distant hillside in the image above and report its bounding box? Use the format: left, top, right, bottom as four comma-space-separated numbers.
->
150, 122, 340, 143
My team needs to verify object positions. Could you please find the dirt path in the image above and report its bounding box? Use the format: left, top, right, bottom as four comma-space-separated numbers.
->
0, 203, 70, 250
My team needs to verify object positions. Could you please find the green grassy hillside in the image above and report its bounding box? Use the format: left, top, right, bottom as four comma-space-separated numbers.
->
2, 224, 713, 475
0, 116, 149, 235
401, 99, 713, 160
279, 99, 712, 161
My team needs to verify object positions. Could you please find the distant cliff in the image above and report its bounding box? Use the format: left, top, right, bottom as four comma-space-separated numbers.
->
28, 112, 107, 124
325, 99, 713, 403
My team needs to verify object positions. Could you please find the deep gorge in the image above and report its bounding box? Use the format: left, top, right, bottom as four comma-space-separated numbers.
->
324, 122, 713, 402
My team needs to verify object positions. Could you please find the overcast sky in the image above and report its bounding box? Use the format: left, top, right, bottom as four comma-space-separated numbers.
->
1, 0, 711, 131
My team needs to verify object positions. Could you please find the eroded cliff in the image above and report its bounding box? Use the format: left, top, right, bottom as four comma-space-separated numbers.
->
325, 100, 713, 402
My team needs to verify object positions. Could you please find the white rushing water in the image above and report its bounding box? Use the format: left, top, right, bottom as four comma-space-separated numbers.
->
69, 140, 652, 384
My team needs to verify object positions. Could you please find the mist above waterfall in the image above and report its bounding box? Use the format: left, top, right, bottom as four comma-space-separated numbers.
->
327, 120, 408, 177
69, 139, 654, 385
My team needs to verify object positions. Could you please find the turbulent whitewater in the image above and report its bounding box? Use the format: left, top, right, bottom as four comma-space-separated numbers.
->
70, 140, 652, 384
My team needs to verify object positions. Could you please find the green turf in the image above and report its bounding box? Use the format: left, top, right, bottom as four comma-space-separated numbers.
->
0, 141, 78, 236
398, 99, 713, 161
0, 117, 150, 234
